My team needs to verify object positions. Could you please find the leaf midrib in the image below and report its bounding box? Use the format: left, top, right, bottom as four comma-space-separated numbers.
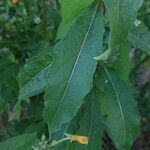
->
103, 68, 126, 141
129, 33, 150, 50
49, 4, 100, 131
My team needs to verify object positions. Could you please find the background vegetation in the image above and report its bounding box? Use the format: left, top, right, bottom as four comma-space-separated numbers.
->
0, 0, 149, 149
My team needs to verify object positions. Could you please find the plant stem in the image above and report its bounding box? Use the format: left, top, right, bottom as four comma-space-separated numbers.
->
50, 137, 71, 147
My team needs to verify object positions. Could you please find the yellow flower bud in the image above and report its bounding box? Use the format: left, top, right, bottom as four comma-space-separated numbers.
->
65, 133, 88, 145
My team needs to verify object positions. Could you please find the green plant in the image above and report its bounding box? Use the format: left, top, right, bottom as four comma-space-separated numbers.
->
0, 0, 150, 149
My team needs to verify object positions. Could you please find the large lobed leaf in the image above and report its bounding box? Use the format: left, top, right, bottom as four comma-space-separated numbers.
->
97, 68, 140, 149
43, 4, 104, 135
104, 0, 143, 48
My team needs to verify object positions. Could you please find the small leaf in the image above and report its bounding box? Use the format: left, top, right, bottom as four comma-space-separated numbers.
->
18, 44, 53, 100
94, 49, 111, 61
0, 133, 36, 150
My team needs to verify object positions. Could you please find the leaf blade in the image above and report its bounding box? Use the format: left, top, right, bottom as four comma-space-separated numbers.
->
128, 28, 150, 55
66, 91, 104, 150
18, 44, 53, 100
98, 68, 140, 149
43, 5, 104, 135
104, 0, 143, 48
0, 133, 36, 150
57, 0, 94, 39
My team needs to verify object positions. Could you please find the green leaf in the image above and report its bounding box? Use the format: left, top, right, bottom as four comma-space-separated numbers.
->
128, 27, 150, 55
61, 0, 94, 21
0, 133, 36, 150
43, 5, 104, 135
104, 0, 143, 48
98, 68, 140, 149
112, 42, 132, 80
57, 0, 94, 39
56, 21, 74, 40
18, 44, 53, 100
94, 48, 112, 61
65, 91, 104, 150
